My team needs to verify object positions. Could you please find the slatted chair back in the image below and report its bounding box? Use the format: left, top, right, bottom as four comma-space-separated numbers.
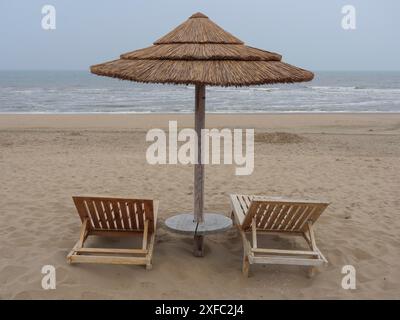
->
72, 196, 156, 233
240, 196, 329, 233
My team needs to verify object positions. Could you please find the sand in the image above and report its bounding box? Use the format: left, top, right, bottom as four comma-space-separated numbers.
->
0, 113, 399, 299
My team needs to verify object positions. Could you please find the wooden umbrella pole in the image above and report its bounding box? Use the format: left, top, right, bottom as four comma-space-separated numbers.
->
193, 84, 205, 256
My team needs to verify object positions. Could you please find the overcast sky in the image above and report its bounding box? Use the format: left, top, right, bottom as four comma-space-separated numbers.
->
0, 0, 399, 71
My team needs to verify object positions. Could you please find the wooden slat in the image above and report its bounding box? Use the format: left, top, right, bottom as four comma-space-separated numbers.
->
251, 202, 265, 227
230, 195, 246, 225
110, 200, 123, 230
251, 230, 304, 236
136, 201, 145, 230
102, 200, 116, 230
252, 248, 320, 256
119, 200, 131, 230
73, 197, 89, 223
251, 217, 257, 248
284, 205, 307, 230
76, 248, 147, 254
143, 200, 155, 233
89, 230, 143, 237
152, 200, 159, 231
264, 204, 283, 229
258, 202, 276, 229
237, 195, 249, 214
270, 203, 291, 230
69, 254, 147, 265
72, 195, 155, 203
128, 201, 138, 230
242, 195, 252, 208
142, 220, 149, 250
251, 256, 324, 266
93, 199, 109, 230
255, 202, 268, 226
277, 204, 299, 230
296, 206, 322, 232
252, 196, 329, 206
291, 205, 315, 232
242, 201, 264, 230
300, 204, 327, 230
85, 200, 101, 229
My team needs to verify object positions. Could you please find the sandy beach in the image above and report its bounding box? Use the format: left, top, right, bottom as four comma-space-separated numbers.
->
0, 113, 399, 299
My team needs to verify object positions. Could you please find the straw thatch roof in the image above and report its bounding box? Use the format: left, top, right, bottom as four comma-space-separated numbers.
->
91, 12, 313, 86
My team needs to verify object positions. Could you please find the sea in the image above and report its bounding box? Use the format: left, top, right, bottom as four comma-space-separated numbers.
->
0, 70, 399, 113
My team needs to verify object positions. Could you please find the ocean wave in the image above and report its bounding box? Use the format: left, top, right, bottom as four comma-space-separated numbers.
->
186, 86, 281, 93
309, 86, 400, 93
1, 71, 400, 113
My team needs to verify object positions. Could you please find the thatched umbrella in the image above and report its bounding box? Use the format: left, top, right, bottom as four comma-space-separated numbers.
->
91, 12, 314, 256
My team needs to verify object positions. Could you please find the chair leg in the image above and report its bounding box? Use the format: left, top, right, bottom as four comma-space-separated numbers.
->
145, 232, 156, 270
306, 221, 328, 265
67, 241, 81, 264
237, 226, 251, 277
67, 218, 89, 264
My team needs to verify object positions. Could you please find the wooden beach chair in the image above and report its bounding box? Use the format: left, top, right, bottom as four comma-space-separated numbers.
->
229, 194, 329, 277
67, 196, 158, 269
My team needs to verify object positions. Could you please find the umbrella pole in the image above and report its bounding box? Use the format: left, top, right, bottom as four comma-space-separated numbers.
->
193, 84, 205, 256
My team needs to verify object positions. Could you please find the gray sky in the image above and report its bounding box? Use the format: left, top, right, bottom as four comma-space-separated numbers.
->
0, 0, 399, 71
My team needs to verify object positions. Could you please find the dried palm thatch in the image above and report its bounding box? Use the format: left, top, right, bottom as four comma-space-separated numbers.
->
91, 12, 314, 86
